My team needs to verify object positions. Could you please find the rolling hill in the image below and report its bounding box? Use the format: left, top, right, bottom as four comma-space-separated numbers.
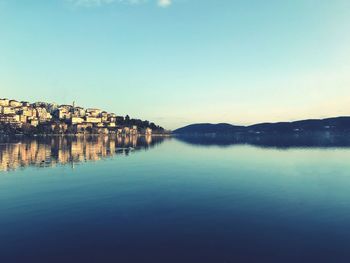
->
174, 117, 350, 134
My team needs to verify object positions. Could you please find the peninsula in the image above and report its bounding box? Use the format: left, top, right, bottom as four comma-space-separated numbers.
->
174, 117, 350, 135
0, 98, 165, 136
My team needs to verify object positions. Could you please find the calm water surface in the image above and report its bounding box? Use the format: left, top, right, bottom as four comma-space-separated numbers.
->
1, 136, 350, 263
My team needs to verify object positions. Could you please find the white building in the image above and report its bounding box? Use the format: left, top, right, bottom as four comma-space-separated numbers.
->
0, 99, 9, 107
86, 108, 102, 117
71, 117, 84, 124
2, 107, 15, 115
9, 100, 22, 107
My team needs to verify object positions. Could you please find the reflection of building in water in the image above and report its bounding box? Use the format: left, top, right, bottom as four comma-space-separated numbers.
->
0, 141, 54, 171
0, 135, 168, 172
145, 134, 152, 145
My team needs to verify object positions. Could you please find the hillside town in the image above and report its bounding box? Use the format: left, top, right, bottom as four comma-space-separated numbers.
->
0, 98, 165, 135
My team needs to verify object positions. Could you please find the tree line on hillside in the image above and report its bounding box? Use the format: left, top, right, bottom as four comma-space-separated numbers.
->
118, 115, 164, 131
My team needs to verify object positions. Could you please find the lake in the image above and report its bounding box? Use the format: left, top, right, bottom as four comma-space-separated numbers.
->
1, 135, 350, 263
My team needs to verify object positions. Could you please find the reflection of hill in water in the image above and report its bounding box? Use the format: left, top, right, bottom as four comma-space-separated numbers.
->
175, 132, 350, 148
0, 135, 167, 172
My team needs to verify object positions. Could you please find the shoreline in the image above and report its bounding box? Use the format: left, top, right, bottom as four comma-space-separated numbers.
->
0, 133, 173, 138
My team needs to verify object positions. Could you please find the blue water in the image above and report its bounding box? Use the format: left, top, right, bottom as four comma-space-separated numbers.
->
1, 136, 350, 262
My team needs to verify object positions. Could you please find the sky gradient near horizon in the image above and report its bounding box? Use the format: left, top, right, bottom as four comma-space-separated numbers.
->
1, 0, 350, 129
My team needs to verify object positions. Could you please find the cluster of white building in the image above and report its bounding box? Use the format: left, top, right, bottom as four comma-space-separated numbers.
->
0, 98, 152, 135
0, 99, 51, 127
56, 104, 119, 133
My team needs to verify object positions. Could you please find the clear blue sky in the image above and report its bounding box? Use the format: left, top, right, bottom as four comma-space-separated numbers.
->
1, 0, 349, 129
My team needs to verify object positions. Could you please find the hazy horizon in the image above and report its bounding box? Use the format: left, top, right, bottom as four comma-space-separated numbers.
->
1, 0, 350, 129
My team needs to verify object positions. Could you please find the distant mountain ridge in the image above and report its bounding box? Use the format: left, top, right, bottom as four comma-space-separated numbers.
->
174, 117, 350, 134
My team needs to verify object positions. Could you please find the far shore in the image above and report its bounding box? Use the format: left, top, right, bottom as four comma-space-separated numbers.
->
0, 133, 172, 138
